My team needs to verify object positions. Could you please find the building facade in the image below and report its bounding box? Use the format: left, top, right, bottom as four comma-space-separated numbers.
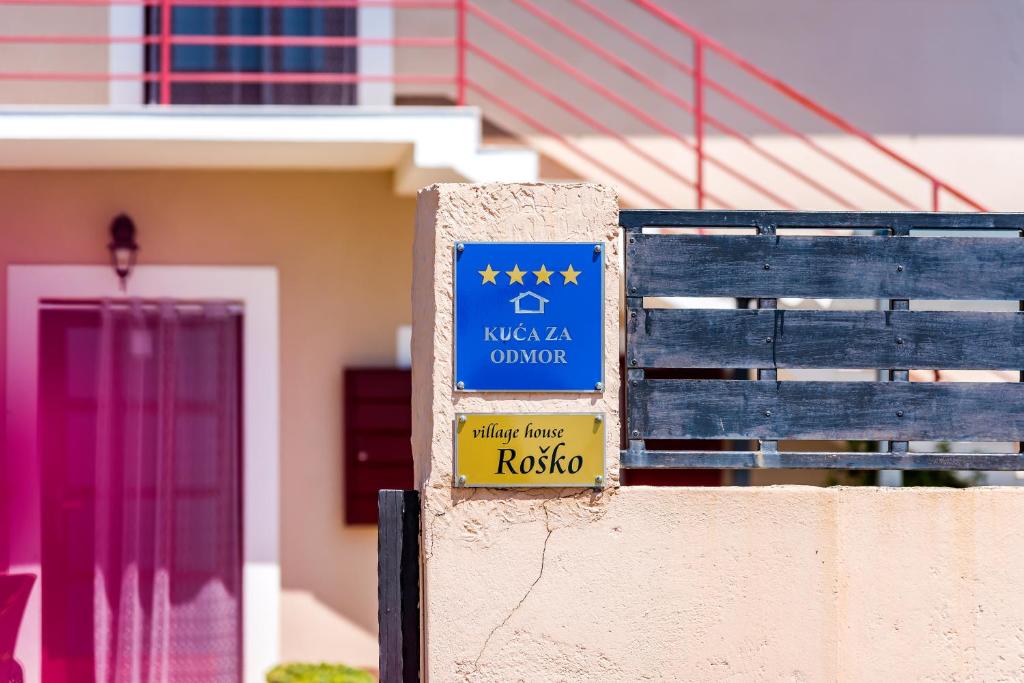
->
0, 1, 1021, 681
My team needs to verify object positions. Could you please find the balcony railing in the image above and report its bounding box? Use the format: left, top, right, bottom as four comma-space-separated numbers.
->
0, 0, 987, 211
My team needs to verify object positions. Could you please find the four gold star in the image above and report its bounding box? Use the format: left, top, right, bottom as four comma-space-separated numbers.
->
479, 263, 583, 285
506, 264, 526, 285
478, 264, 499, 285
533, 264, 553, 285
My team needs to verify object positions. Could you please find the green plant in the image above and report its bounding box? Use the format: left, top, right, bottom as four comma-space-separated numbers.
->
267, 662, 375, 683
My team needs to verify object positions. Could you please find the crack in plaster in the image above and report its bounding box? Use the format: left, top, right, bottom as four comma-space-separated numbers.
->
468, 503, 556, 678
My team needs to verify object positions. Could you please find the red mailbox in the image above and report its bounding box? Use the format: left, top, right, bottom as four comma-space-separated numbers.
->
343, 368, 414, 524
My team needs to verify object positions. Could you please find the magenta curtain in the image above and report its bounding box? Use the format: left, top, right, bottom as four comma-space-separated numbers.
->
39, 301, 242, 683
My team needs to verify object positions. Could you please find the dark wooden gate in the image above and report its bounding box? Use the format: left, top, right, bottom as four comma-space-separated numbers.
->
622, 210, 1024, 470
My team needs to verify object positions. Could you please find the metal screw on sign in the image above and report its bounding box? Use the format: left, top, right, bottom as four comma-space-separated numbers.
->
896, 338, 905, 345
456, 242, 465, 253
458, 415, 466, 424
896, 264, 904, 272
456, 381, 465, 390
594, 475, 604, 488
630, 286, 637, 294
631, 430, 639, 438
764, 410, 772, 417
595, 382, 604, 391
457, 474, 467, 487
628, 236, 635, 244
630, 358, 638, 366
594, 415, 603, 424
594, 244, 602, 254
763, 263, 771, 270
896, 410, 904, 418
765, 337, 773, 344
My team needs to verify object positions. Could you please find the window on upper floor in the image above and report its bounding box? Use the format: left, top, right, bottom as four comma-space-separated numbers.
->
144, 5, 357, 105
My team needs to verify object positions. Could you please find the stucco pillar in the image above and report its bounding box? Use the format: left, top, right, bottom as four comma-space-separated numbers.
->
411, 182, 621, 676
411, 182, 621, 491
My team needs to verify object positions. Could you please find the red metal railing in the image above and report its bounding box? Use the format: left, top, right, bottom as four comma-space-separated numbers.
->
629, 0, 984, 211
0, 0, 455, 90
0, 0, 986, 211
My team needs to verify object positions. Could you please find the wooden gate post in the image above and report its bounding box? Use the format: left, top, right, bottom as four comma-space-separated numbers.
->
378, 489, 420, 683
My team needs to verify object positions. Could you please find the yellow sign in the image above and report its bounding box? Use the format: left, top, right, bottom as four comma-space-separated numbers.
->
454, 413, 605, 488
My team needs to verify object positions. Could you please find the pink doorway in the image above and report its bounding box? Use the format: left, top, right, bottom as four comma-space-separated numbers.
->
36, 301, 243, 683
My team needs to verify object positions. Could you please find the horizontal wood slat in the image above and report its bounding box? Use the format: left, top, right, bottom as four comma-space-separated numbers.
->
622, 450, 1024, 470
628, 309, 1024, 370
626, 234, 1024, 299
629, 380, 1024, 441
620, 210, 1024, 231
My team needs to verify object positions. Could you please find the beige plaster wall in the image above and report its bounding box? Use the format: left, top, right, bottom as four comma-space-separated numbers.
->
397, 0, 1024, 137
0, 169, 415, 670
397, 1, 1024, 211
516, 134, 1024, 211
425, 485, 1024, 681
0, 6, 110, 104
414, 183, 1024, 681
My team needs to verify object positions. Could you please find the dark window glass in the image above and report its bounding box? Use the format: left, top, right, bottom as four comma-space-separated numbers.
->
145, 6, 357, 105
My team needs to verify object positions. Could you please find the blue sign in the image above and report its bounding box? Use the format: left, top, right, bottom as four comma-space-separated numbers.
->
454, 242, 604, 392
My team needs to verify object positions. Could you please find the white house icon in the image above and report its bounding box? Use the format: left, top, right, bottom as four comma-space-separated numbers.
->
510, 291, 549, 314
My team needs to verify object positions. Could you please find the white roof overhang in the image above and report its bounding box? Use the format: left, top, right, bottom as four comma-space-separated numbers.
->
0, 106, 538, 194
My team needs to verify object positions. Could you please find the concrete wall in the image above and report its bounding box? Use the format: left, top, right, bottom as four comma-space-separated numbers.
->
425, 485, 1024, 681
0, 6, 110, 104
0, 169, 414, 671
396, 1, 1024, 211
397, 0, 1024, 136
515, 134, 1024, 211
414, 183, 1024, 681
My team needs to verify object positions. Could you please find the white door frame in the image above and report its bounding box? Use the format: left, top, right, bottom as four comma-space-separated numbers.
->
6, 264, 280, 683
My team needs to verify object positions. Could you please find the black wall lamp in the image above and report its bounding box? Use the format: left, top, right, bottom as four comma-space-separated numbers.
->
108, 213, 139, 289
